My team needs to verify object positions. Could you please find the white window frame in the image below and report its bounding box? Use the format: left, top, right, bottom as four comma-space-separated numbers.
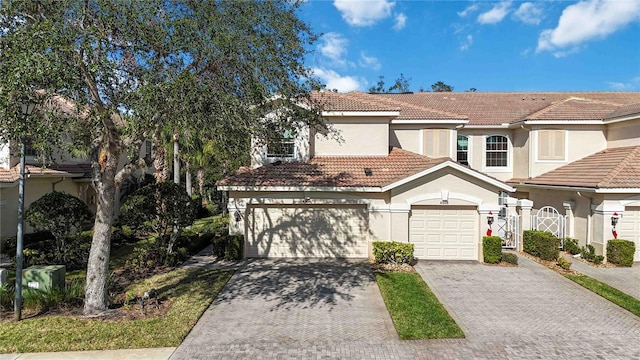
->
534, 129, 568, 163
456, 134, 470, 166
266, 130, 296, 159
483, 134, 512, 172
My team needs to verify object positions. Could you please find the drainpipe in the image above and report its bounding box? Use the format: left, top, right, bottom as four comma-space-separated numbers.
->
577, 192, 593, 246
52, 177, 64, 192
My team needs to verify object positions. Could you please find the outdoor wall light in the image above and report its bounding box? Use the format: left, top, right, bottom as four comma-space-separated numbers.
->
611, 213, 619, 227
487, 215, 494, 226
234, 210, 242, 223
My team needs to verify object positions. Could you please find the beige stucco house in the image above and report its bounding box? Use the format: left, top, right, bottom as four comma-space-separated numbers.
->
218, 91, 640, 262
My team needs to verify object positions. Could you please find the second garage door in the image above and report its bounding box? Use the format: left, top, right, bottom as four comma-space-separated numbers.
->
618, 206, 640, 262
410, 206, 479, 260
246, 204, 368, 258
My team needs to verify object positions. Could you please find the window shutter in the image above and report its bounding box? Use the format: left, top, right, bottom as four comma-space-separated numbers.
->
538, 130, 565, 160
423, 129, 450, 157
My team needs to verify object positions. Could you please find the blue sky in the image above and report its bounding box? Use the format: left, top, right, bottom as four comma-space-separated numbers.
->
299, 0, 640, 92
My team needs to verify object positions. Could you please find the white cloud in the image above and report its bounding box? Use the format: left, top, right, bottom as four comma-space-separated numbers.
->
359, 52, 381, 71
537, 0, 640, 54
393, 12, 407, 30
607, 76, 640, 90
477, 1, 512, 25
460, 34, 473, 51
514, 2, 544, 25
333, 0, 395, 27
318, 32, 349, 67
458, 3, 480, 17
313, 68, 362, 92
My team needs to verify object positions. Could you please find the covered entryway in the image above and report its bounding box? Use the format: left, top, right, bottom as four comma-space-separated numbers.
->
618, 206, 640, 262
245, 204, 369, 258
409, 206, 479, 260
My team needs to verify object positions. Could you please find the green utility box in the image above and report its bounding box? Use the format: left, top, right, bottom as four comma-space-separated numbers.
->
22, 265, 66, 292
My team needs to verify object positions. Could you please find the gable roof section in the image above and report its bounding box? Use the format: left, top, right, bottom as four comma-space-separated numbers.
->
311, 91, 399, 112
524, 98, 620, 121
218, 147, 512, 192
606, 102, 640, 120
514, 146, 640, 190
0, 163, 92, 184
342, 92, 467, 120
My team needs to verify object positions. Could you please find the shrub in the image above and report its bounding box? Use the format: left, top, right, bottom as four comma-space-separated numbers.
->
372, 241, 414, 265
557, 257, 572, 270
211, 234, 244, 260
482, 236, 502, 264
6, 232, 91, 271
120, 182, 197, 261
21, 278, 85, 313
607, 239, 635, 267
25, 191, 94, 264
502, 252, 518, 265
523, 230, 560, 261
563, 238, 581, 255
581, 245, 605, 265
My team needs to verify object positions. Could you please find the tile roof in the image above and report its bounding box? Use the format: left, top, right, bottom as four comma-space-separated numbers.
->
352, 93, 467, 120
0, 163, 92, 183
514, 146, 640, 189
337, 92, 640, 125
311, 91, 400, 112
525, 98, 620, 121
606, 102, 640, 120
218, 147, 450, 188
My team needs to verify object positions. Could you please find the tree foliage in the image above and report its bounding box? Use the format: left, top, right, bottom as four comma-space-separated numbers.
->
0, 0, 323, 314
25, 191, 94, 263
119, 182, 196, 263
369, 74, 412, 93
431, 81, 454, 92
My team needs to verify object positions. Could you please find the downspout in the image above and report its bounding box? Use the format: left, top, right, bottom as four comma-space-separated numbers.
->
52, 177, 64, 192
577, 191, 593, 246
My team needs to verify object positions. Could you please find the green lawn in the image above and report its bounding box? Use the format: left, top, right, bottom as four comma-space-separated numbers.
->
565, 274, 640, 318
0, 267, 233, 353
375, 272, 464, 340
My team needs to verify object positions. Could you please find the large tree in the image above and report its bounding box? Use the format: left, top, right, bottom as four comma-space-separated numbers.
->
0, 0, 324, 314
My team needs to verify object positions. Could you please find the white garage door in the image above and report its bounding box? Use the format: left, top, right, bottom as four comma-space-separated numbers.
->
619, 207, 640, 262
246, 204, 368, 258
410, 206, 479, 260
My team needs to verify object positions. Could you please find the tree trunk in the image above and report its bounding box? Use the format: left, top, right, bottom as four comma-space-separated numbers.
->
83, 145, 119, 315
152, 131, 167, 183
185, 161, 192, 196
173, 130, 180, 184
197, 167, 206, 205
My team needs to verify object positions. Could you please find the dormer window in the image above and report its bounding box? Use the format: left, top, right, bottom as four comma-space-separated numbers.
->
267, 129, 295, 158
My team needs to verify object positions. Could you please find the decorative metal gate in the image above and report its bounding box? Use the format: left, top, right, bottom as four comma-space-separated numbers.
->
498, 213, 520, 249
532, 206, 566, 246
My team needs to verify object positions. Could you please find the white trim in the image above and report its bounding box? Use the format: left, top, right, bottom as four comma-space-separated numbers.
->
405, 191, 483, 206
381, 161, 515, 192
520, 120, 604, 125
591, 203, 625, 214
390, 119, 468, 125
321, 111, 399, 117
595, 188, 640, 194
620, 194, 640, 207
534, 129, 569, 163
478, 204, 500, 213
464, 124, 511, 129
604, 114, 640, 124
218, 185, 382, 192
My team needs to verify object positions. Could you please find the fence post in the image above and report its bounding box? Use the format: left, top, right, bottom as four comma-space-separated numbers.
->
562, 200, 575, 240
517, 199, 534, 251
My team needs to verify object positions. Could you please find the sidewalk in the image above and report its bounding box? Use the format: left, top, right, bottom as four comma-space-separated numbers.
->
1, 245, 235, 360
561, 252, 640, 300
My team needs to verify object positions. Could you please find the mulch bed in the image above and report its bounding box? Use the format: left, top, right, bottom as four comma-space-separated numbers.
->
516, 251, 580, 275
370, 262, 416, 273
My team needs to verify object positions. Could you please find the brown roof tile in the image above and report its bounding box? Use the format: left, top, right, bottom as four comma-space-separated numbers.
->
606, 102, 640, 119
526, 98, 620, 121
218, 147, 449, 188
518, 146, 640, 188
0, 163, 92, 183
311, 91, 400, 112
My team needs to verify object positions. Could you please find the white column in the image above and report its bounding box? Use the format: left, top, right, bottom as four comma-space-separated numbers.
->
563, 200, 575, 239
517, 199, 533, 252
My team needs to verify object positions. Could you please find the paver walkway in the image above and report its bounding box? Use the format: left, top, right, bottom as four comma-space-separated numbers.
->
561, 253, 640, 300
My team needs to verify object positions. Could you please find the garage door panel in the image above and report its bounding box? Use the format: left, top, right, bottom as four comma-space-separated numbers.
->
410, 206, 479, 260
618, 207, 640, 262
247, 205, 368, 258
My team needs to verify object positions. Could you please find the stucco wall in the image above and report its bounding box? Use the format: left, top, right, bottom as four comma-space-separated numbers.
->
606, 118, 640, 148
459, 129, 513, 181
314, 117, 389, 156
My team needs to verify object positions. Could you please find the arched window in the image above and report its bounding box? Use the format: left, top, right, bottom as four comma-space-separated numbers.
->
456, 135, 469, 166
485, 135, 508, 167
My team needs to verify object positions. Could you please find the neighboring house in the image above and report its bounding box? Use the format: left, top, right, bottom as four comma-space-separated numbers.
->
218, 91, 640, 262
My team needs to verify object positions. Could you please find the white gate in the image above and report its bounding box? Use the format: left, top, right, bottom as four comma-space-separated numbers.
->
531, 206, 566, 246
498, 214, 520, 249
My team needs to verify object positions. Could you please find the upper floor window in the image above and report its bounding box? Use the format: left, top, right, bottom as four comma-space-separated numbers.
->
456, 135, 469, 166
24, 142, 38, 157
485, 135, 508, 167
267, 129, 295, 158
537, 130, 565, 161
423, 129, 450, 158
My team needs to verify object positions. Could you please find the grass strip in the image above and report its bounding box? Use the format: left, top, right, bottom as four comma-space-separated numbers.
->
375, 272, 464, 340
565, 274, 640, 318
0, 267, 233, 353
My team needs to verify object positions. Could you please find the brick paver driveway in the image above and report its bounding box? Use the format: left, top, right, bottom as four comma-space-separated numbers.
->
171, 255, 640, 359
